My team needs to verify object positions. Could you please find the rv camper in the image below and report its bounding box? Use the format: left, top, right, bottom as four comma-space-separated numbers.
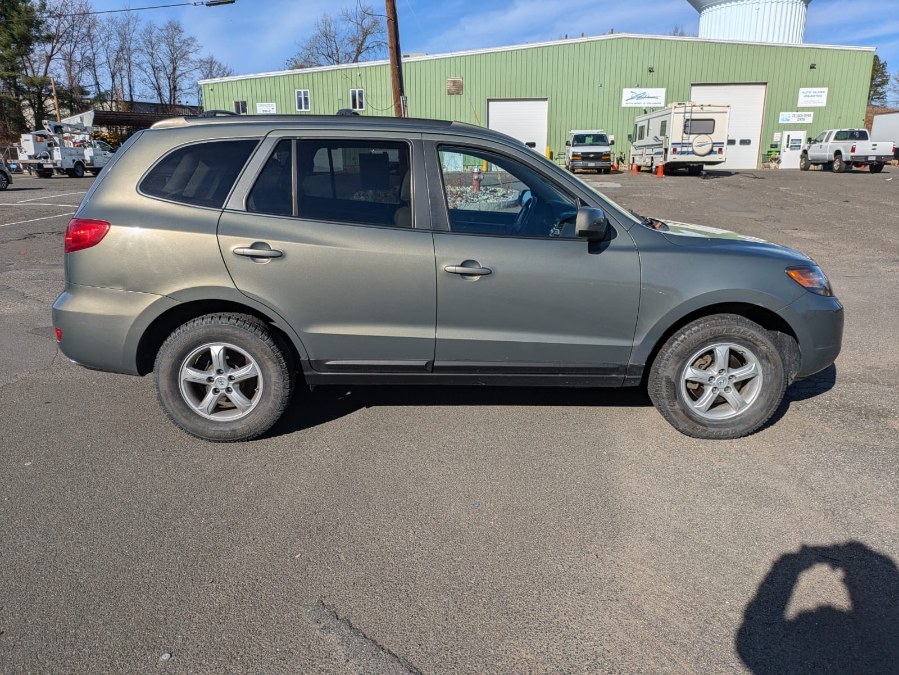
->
629, 103, 730, 175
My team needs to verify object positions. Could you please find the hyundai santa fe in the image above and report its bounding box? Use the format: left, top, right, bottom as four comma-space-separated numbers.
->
52, 115, 843, 441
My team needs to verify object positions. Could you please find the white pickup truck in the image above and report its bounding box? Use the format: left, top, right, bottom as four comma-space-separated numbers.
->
800, 128, 893, 173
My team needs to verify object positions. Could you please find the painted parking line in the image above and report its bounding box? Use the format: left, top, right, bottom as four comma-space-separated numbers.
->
0, 203, 81, 208
0, 212, 75, 228
16, 191, 86, 203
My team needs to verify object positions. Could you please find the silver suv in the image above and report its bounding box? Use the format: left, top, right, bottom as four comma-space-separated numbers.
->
52, 115, 843, 441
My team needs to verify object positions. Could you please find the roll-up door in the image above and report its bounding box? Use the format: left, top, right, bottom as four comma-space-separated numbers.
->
691, 84, 767, 170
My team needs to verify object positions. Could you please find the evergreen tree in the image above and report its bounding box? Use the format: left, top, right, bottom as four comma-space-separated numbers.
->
0, 0, 43, 139
869, 55, 889, 107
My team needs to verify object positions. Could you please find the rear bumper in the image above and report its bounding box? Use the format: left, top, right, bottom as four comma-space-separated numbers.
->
52, 284, 177, 375
849, 155, 891, 163
780, 292, 844, 378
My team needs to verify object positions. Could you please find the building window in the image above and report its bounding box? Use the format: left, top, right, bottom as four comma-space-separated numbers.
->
296, 89, 310, 112
234, 100, 248, 115
350, 89, 365, 111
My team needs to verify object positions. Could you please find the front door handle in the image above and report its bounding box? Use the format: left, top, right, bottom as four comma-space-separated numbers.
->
233, 243, 283, 259
444, 263, 492, 276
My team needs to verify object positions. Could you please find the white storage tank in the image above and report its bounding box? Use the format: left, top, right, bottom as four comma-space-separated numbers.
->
687, 0, 812, 44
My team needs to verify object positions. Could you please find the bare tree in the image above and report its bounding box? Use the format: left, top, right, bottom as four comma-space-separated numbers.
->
139, 20, 199, 106
669, 25, 689, 36
889, 70, 899, 108
196, 55, 233, 107
286, 2, 386, 69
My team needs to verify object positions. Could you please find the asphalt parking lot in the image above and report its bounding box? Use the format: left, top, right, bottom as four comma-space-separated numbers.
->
1, 167, 897, 673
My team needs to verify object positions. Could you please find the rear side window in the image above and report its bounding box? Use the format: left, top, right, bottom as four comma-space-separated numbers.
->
140, 140, 258, 209
684, 118, 715, 135
295, 139, 411, 227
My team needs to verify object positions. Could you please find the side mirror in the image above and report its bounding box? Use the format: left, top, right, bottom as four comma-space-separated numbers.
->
575, 207, 608, 240
610, 139, 615, 146
518, 188, 533, 207
565, 140, 571, 146
525, 141, 536, 148
627, 134, 634, 143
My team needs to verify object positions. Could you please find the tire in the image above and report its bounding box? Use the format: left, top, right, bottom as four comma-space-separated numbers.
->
154, 313, 295, 442
870, 163, 884, 174
0, 172, 8, 190
832, 154, 846, 173
648, 314, 786, 439
799, 153, 810, 171
72, 162, 85, 178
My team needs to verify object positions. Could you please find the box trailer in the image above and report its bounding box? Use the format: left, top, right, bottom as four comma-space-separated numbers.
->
871, 112, 899, 160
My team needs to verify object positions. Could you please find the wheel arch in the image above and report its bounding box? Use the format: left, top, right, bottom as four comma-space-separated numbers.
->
131, 292, 308, 376
636, 301, 801, 386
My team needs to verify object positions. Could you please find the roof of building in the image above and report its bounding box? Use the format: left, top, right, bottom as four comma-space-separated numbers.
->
199, 32, 874, 86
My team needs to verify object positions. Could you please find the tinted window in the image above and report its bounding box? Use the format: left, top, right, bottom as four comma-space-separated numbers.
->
637, 125, 646, 141
247, 140, 293, 216
684, 118, 715, 135
572, 133, 608, 145
438, 146, 577, 239
660, 120, 668, 137
140, 140, 257, 209
834, 131, 849, 141
296, 139, 411, 227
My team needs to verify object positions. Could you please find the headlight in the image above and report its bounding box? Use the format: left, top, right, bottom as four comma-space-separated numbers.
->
786, 265, 833, 296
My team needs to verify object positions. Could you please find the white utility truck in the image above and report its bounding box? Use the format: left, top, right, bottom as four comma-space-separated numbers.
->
565, 130, 614, 174
800, 128, 893, 173
629, 103, 730, 175
18, 120, 114, 178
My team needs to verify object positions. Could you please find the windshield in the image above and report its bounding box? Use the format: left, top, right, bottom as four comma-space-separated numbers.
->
572, 134, 608, 146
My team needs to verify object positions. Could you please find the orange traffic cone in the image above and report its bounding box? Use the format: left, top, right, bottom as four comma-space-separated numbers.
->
612, 157, 619, 171
631, 163, 638, 174
655, 163, 665, 178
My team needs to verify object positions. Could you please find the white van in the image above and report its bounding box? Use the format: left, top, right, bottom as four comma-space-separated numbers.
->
629, 103, 730, 175
565, 130, 614, 174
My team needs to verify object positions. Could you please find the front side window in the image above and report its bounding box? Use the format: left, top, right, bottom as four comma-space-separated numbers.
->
234, 100, 248, 115
684, 118, 715, 135
140, 139, 258, 208
296, 89, 310, 112
438, 146, 577, 239
247, 139, 293, 216
350, 89, 365, 111
296, 139, 411, 227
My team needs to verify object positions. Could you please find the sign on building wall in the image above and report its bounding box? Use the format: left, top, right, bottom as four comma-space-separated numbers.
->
798, 88, 828, 107
779, 112, 814, 124
256, 102, 277, 114
621, 88, 666, 108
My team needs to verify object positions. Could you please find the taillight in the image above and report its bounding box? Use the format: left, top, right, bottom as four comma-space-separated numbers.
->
850, 144, 856, 154
672, 147, 678, 154
717, 148, 723, 154
54, 327, 62, 342
65, 218, 110, 253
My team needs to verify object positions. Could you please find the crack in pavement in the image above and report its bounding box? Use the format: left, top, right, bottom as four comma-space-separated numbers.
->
306, 600, 423, 675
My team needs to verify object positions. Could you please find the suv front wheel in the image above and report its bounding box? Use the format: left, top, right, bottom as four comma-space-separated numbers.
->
648, 315, 786, 439
155, 313, 294, 442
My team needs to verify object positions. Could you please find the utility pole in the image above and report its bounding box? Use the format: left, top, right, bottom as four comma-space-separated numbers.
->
385, 0, 406, 117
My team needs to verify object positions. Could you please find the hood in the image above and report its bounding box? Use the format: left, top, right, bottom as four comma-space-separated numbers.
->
660, 220, 813, 262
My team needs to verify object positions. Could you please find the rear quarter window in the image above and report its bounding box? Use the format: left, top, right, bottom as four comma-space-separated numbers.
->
140, 139, 258, 208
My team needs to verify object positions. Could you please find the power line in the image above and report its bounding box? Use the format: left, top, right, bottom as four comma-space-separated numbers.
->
65, 0, 235, 16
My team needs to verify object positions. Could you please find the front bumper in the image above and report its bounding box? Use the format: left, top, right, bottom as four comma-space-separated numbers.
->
569, 160, 612, 169
781, 291, 844, 378
52, 284, 177, 375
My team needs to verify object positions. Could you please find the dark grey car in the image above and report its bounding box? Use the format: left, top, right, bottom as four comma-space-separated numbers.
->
52, 115, 842, 441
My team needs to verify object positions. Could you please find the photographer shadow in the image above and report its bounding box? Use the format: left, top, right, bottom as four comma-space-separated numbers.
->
736, 542, 899, 674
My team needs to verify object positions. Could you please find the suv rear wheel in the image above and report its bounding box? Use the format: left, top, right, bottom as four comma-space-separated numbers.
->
648, 315, 786, 439
155, 313, 294, 442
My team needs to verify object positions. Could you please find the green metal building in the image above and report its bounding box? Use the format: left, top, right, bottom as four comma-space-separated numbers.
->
199, 33, 874, 170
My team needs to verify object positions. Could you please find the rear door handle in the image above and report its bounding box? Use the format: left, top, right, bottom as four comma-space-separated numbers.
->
233, 244, 283, 259
444, 264, 492, 276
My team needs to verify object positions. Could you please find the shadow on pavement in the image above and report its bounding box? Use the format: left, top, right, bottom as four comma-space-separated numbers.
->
736, 542, 899, 674
266, 384, 652, 437
761, 363, 837, 430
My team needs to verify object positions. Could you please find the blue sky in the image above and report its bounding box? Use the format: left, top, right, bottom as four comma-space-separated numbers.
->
90, 0, 899, 90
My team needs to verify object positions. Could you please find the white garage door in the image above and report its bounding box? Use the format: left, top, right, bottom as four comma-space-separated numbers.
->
487, 99, 548, 153
690, 84, 767, 170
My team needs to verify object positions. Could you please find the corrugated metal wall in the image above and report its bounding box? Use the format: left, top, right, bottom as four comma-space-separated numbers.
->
201, 35, 873, 168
